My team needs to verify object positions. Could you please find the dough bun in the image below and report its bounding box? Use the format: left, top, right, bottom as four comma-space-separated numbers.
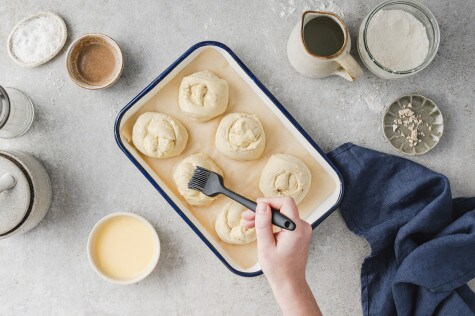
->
259, 154, 312, 204
178, 70, 229, 122
173, 153, 223, 206
215, 201, 256, 245
132, 112, 188, 158
215, 112, 265, 160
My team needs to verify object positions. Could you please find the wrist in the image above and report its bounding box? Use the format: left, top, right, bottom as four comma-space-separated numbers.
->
268, 275, 320, 316
268, 273, 307, 297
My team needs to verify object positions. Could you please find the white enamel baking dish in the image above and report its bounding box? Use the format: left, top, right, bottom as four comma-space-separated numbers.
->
115, 41, 344, 277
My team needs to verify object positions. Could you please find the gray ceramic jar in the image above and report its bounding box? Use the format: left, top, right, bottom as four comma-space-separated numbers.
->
0, 150, 52, 239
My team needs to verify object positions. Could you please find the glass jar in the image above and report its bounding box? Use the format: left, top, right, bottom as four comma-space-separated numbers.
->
357, 0, 440, 79
0, 85, 35, 138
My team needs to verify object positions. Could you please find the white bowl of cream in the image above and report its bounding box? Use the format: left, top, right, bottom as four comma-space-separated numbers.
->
87, 212, 160, 285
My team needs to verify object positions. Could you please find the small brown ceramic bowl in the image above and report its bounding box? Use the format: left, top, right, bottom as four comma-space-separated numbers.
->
66, 34, 123, 90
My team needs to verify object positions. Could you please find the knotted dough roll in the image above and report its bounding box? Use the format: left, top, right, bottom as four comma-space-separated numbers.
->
259, 154, 312, 204
178, 70, 229, 122
215, 201, 256, 245
215, 113, 266, 160
132, 112, 188, 158
173, 153, 223, 206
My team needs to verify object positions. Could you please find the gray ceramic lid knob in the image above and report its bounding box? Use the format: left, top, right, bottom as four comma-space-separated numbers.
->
0, 173, 16, 193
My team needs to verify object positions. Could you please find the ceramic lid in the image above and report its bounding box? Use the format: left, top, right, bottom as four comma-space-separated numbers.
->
0, 85, 11, 128
0, 152, 32, 236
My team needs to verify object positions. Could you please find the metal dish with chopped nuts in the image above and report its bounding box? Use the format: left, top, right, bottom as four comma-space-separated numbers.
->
383, 94, 444, 155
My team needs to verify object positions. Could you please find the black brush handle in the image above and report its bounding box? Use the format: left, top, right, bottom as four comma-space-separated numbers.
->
221, 188, 296, 231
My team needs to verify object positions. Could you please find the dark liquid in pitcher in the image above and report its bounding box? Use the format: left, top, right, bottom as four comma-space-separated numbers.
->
303, 16, 344, 56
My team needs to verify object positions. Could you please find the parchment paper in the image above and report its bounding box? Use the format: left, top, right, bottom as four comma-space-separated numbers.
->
121, 48, 336, 269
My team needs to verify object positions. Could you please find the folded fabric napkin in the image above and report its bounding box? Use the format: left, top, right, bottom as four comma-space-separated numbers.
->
328, 143, 475, 316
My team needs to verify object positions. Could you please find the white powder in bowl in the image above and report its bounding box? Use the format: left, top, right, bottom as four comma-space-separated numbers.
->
366, 9, 429, 71
9, 14, 66, 66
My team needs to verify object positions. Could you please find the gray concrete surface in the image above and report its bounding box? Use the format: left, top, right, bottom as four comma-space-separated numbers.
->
0, 0, 473, 315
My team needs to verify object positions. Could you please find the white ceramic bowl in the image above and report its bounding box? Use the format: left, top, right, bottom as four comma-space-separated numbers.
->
87, 212, 160, 285
7, 12, 67, 68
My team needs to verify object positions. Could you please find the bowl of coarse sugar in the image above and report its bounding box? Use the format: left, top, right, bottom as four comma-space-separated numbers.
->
7, 12, 68, 67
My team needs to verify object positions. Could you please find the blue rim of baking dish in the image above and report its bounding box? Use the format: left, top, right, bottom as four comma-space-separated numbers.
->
114, 41, 344, 277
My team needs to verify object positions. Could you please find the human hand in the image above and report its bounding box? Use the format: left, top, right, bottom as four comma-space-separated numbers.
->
242, 197, 312, 286
242, 197, 320, 315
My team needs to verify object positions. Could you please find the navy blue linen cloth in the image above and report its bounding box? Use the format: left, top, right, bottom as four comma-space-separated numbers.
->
327, 143, 475, 316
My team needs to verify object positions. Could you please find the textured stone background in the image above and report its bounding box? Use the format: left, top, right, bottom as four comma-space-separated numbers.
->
0, 0, 473, 315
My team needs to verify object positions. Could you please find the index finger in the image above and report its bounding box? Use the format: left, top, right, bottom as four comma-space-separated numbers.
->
256, 197, 300, 221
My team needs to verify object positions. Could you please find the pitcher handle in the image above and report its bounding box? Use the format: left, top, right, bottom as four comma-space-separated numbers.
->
334, 54, 363, 81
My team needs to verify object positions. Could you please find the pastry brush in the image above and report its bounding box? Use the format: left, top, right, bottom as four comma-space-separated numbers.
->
188, 166, 296, 231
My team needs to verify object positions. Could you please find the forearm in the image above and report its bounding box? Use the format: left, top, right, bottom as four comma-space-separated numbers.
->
270, 277, 322, 316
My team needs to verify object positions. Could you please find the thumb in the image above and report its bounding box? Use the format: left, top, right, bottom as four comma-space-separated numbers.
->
255, 203, 275, 248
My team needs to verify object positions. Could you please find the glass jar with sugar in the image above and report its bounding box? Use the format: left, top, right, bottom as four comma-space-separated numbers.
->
0, 85, 35, 138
